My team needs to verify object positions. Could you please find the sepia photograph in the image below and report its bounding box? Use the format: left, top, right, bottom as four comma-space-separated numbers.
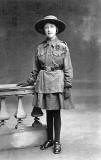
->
0, 0, 101, 160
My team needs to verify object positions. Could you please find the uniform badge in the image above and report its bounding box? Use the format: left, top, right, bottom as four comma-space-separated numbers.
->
55, 45, 60, 51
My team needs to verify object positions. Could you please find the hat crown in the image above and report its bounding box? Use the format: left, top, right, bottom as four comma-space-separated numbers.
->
43, 15, 58, 20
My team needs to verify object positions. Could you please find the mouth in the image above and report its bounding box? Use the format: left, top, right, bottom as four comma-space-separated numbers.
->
48, 32, 52, 34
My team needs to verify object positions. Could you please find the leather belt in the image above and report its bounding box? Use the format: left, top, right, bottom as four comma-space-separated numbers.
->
41, 66, 62, 71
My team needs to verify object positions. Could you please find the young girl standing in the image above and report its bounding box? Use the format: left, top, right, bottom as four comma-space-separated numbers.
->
18, 15, 73, 154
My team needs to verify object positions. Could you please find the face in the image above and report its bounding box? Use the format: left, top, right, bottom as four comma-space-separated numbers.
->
44, 23, 57, 39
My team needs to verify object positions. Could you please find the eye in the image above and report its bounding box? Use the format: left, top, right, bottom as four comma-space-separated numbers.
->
50, 25, 54, 27
44, 26, 48, 29
50, 24, 55, 28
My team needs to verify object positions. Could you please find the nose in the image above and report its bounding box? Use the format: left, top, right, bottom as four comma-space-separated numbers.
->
47, 26, 51, 32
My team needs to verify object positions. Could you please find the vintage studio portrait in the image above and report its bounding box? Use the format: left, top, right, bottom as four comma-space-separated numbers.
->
0, 0, 101, 160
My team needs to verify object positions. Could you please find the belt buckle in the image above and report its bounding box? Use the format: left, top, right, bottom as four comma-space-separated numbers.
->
45, 66, 51, 71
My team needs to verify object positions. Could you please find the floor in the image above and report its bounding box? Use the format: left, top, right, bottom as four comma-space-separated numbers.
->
0, 89, 101, 160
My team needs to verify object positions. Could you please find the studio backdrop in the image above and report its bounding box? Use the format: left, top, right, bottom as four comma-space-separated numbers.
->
0, 0, 101, 93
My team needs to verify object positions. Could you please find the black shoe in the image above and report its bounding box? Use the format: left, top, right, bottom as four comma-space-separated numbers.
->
53, 141, 61, 154
40, 140, 53, 150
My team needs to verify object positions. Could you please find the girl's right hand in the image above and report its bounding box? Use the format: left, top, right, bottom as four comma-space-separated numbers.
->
16, 81, 29, 87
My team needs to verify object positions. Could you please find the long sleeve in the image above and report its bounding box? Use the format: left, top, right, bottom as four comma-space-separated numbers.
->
27, 50, 40, 85
64, 45, 73, 88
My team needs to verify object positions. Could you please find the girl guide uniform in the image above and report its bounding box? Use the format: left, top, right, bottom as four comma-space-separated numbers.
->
27, 36, 73, 110
17, 15, 73, 154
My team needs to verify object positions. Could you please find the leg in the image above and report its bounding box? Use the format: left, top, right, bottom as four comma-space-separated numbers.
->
40, 110, 53, 150
54, 110, 61, 142
53, 110, 61, 154
47, 110, 53, 141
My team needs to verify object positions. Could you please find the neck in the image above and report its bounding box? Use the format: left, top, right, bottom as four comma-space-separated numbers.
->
47, 35, 57, 41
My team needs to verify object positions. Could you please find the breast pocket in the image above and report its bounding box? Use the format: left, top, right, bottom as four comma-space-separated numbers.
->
52, 49, 64, 56
52, 50, 64, 66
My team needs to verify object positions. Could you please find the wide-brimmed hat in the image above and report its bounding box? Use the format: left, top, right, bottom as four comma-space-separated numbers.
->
35, 15, 66, 35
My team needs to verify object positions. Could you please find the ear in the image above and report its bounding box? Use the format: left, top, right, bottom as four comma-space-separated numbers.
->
56, 27, 58, 33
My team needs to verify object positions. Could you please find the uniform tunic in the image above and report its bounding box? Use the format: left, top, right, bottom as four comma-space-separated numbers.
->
27, 37, 73, 110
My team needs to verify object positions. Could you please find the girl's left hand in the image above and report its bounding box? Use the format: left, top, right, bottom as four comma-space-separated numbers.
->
64, 88, 71, 99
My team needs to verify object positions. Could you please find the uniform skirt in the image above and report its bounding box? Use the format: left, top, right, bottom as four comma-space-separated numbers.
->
32, 92, 74, 110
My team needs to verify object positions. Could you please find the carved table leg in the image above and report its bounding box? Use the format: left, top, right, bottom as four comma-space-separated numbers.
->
32, 117, 43, 128
14, 95, 27, 130
0, 97, 10, 127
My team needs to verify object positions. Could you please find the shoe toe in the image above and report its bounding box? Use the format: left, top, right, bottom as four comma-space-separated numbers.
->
53, 142, 61, 154
40, 145, 46, 150
40, 140, 53, 150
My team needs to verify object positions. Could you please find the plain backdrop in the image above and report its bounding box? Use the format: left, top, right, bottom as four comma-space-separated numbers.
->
0, 0, 101, 107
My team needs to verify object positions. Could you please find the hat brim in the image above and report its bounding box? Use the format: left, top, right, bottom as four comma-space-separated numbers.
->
35, 19, 66, 35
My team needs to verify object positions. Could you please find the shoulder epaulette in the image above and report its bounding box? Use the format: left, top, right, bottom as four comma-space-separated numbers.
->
60, 41, 69, 53
61, 41, 68, 46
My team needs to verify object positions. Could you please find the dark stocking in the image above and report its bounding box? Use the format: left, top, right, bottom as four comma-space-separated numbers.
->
46, 110, 53, 141
53, 110, 61, 142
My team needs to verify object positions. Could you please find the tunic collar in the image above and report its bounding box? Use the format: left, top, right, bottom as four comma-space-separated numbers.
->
43, 36, 59, 48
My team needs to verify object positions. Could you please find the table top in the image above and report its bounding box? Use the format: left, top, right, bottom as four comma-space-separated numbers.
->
0, 84, 34, 96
